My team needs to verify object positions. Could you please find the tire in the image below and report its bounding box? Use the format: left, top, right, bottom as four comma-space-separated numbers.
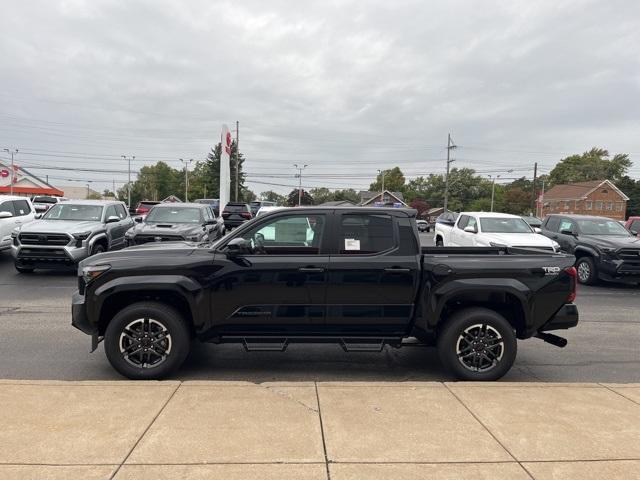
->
15, 264, 34, 274
436, 237, 444, 247
104, 302, 191, 380
91, 243, 105, 256
575, 256, 597, 285
437, 307, 517, 381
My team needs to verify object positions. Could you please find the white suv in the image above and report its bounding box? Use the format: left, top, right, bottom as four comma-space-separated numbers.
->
0, 196, 36, 252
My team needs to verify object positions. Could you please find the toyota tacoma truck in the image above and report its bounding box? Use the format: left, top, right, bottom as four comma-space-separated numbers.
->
72, 207, 579, 381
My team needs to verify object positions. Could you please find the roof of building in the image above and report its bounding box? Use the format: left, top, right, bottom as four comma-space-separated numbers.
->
60, 186, 102, 199
544, 180, 629, 201
0, 161, 64, 196
359, 190, 405, 202
427, 207, 444, 214
320, 200, 357, 206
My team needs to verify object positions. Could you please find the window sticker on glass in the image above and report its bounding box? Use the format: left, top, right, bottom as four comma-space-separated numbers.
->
345, 238, 360, 250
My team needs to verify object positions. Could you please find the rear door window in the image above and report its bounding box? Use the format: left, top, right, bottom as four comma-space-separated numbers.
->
559, 219, 575, 233
337, 214, 395, 254
115, 204, 127, 219
544, 216, 560, 232
105, 205, 118, 221
457, 215, 469, 229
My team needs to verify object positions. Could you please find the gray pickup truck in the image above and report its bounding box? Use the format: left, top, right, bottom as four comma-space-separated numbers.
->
12, 200, 133, 273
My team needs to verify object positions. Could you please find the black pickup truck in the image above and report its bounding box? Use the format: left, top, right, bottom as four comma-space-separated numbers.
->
72, 207, 578, 381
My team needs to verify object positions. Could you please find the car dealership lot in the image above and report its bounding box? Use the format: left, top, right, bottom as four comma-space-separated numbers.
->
0, 232, 638, 382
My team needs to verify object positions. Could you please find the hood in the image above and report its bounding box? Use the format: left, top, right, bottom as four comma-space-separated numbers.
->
479, 232, 555, 248
580, 235, 640, 249
81, 241, 197, 267
18, 219, 103, 234
131, 222, 204, 236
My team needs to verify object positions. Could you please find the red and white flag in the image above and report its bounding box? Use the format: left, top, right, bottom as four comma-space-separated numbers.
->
219, 124, 231, 212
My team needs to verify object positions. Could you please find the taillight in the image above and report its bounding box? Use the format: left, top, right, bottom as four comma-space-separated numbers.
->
221, 211, 230, 218
565, 266, 577, 303
241, 212, 252, 219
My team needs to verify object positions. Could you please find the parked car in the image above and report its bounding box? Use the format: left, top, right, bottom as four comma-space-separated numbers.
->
194, 198, 220, 216
125, 202, 224, 245
435, 212, 560, 251
433, 212, 458, 245
249, 200, 276, 217
72, 207, 578, 381
540, 214, 640, 285
521, 215, 543, 229
31, 195, 66, 213
416, 219, 430, 232
134, 200, 161, 216
11, 200, 133, 273
0, 196, 36, 253
221, 202, 252, 230
625, 216, 640, 236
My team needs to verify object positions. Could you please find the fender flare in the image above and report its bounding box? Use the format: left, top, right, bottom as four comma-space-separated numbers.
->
574, 245, 599, 259
88, 232, 108, 250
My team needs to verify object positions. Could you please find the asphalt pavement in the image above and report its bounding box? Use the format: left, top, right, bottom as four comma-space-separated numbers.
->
0, 232, 638, 382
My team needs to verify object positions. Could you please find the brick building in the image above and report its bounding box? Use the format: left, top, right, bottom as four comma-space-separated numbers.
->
540, 180, 628, 221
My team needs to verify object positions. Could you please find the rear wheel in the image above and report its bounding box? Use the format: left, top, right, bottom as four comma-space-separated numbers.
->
576, 256, 597, 285
437, 307, 517, 381
104, 302, 191, 380
435, 237, 444, 247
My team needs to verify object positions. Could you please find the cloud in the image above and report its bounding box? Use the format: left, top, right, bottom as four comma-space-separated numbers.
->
0, 0, 639, 193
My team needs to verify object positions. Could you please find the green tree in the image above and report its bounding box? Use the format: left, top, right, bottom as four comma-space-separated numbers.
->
549, 148, 631, 186
117, 161, 182, 206
333, 188, 360, 203
86, 191, 103, 200
369, 167, 405, 192
259, 190, 287, 204
616, 176, 640, 217
309, 187, 334, 204
409, 198, 430, 218
286, 189, 313, 206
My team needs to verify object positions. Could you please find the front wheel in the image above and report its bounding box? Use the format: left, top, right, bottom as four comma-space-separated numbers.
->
435, 237, 444, 247
437, 307, 517, 381
576, 256, 597, 285
104, 302, 191, 380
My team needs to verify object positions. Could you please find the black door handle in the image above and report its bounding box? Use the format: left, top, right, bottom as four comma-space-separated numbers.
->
299, 267, 325, 273
384, 267, 411, 273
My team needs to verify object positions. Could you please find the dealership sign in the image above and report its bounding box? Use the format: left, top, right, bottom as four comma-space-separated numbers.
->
0, 169, 8, 178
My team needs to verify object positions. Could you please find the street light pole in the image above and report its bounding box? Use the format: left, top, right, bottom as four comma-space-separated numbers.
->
180, 158, 193, 202
3, 148, 18, 195
293, 164, 308, 206
444, 134, 456, 212
122, 155, 134, 208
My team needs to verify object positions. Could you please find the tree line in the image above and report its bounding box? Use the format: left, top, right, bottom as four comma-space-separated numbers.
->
117, 145, 639, 217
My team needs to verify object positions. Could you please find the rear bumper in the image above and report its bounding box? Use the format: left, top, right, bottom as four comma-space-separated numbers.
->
224, 219, 248, 228
539, 303, 579, 332
71, 291, 97, 335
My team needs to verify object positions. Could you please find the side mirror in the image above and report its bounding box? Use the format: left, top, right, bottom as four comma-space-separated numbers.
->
35, 213, 42, 219
204, 219, 216, 225
463, 225, 477, 233
560, 228, 575, 236
0, 211, 13, 219
106, 215, 120, 224
534, 227, 542, 233
225, 237, 249, 256
631, 229, 638, 235
134, 216, 143, 223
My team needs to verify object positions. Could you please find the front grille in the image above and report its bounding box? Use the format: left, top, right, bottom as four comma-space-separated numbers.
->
617, 248, 640, 259
133, 234, 184, 244
19, 233, 70, 246
17, 247, 72, 263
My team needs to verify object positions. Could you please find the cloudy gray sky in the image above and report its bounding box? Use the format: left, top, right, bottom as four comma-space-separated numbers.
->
1, 0, 639, 195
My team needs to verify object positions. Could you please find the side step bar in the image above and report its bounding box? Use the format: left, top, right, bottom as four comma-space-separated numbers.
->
236, 336, 409, 352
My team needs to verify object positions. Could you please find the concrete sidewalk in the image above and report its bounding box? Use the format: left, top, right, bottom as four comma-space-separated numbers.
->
0, 381, 638, 480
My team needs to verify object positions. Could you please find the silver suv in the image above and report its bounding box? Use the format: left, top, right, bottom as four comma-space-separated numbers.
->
11, 200, 133, 273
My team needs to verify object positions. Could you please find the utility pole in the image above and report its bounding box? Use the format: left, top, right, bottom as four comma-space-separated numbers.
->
113, 179, 116, 196
489, 174, 501, 212
122, 155, 134, 208
443, 134, 456, 212
86, 184, 90, 198
293, 164, 308, 206
180, 158, 193, 202
235, 121, 239, 202
531, 162, 538, 215
377, 169, 386, 202
3, 148, 18, 195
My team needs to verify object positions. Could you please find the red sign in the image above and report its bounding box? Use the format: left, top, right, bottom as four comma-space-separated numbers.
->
0, 169, 9, 178
224, 131, 232, 155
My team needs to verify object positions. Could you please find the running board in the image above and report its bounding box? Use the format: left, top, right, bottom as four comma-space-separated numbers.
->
235, 336, 405, 352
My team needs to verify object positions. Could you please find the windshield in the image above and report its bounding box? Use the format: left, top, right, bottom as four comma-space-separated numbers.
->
43, 204, 103, 221
577, 219, 630, 236
33, 196, 58, 204
480, 217, 533, 233
145, 207, 202, 223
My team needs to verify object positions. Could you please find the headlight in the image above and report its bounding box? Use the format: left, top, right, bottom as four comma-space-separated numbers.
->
489, 242, 508, 248
552, 240, 561, 252
599, 246, 615, 256
125, 230, 134, 238
187, 235, 200, 241
72, 231, 91, 241
82, 264, 111, 284
10, 229, 19, 239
